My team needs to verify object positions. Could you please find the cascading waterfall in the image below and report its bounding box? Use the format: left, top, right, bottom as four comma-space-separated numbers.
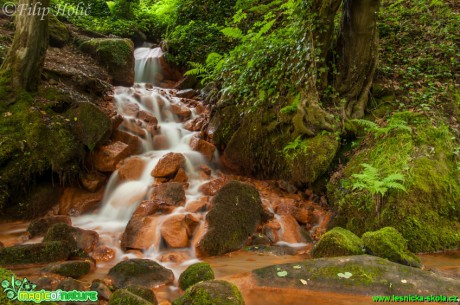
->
134, 47, 165, 84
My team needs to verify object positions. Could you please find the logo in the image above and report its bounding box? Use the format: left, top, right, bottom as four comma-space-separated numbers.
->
2, 275, 98, 303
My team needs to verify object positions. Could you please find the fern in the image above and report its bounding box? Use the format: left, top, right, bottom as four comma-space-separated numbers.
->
221, 27, 244, 39
184, 53, 225, 84
352, 116, 411, 138
283, 136, 303, 154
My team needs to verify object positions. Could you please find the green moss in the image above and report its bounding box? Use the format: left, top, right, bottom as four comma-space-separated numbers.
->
108, 289, 155, 305
42, 223, 78, 253
42, 261, 91, 278
172, 280, 244, 305
79, 38, 133, 67
179, 263, 215, 290
362, 227, 422, 268
328, 113, 460, 252
48, 15, 70, 48
312, 227, 364, 258
125, 286, 157, 304
0, 242, 70, 266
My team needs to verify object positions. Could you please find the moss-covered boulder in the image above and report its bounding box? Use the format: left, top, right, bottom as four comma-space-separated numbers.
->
125, 286, 158, 304
79, 38, 134, 86
108, 288, 156, 305
312, 227, 364, 258
196, 181, 263, 257
43, 223, 79, 252
214, 107, 339, 185
172, 280, 244, 305
252, 255, 460, 295
41, 260, 92, 278
27, 216, 72, 237
0, 242, 70, 266
179, 262, 215, 290
48, 15, 69, 48
66, 102, 112, 150
327, 113, 460, 252
107, 259, 174, 289
362, 227, 422, 268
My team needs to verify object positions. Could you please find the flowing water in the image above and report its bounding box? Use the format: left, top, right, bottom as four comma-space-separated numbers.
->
1, 47, 459, 305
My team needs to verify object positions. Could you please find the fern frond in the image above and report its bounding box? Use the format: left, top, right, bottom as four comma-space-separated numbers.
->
352, 119, 379, 132
221, 27, 244, 39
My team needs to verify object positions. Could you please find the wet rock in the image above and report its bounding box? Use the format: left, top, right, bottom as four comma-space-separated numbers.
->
125, 285, 158, 305
189, 136, 216, 161
362, 227, 422, 268
121, 102, 140, 117
312, 227, 364, 258
138, 110, 158, 125
153, 135, 170, 150
42, 261, 92, 278
56, 277, 86, 292
252, 255, 460, 296
171, 168, 188, 183
67, 101, 112, 150
108, 259, 174, 289
184, 117, 205, 132
81, 171, 107, 192
121, 201, 160, 250
263, 219, 282, 243
199, 178, 227, 196
178, 262, 215, 290
108, 288, 157, 305
58, 187, 105, 216
172, 280, 244, 305
112, 130, 143, 156
117, 157, 146, 181
91, 246, 116, 263
158, 252, 190, 264
27, 216, 72, 237
196, 181, 263, 257
49, 14, 70, 48
121, 118, 146, 137
273, 199, 296, 215
293, 207, 312, 224
151, 182, 186, 206
160, 214, 199, 248
278, 215, 305, 244
92, 141, 131, 172
170, 102, 191, 119
249, 233, 271, 246
43, 223, 100, 253
151, 153, 186, 178
0, 242, 70, 266
176, 89, 197, 99
185, 197, 208, 213
35, 276, 54, 291
79, 38, 135, 86
91, 280, 112, 301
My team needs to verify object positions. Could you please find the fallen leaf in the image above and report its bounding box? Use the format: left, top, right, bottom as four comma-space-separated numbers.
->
300, 279, 307, 285
277, 271, 288, 277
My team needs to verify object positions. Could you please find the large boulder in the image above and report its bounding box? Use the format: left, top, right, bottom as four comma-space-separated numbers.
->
151, 182, 186, 206
362, 227, 422, 268
196, 181, 263, 257
107, 259, 174, 289
66, 102, 112, 150
79, 38, 135, 86
252, 255, 460, 296
151, 153, 186, 178
43, 223, 99, 253
108, 288, 157, 305
0, 242, 70, 266
179, 262, 215, 290
41, 261, 92, 278
172, 280, 244, 305
27, 216, 72, 237
312, 227, 363, 258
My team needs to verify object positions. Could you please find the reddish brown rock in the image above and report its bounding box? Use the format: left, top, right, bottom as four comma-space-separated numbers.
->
171, 168, 188, 183
273, 199, 297, 215
189, 136, 216, 161
160, 215, 189, 248
151, 153, 186, 178
184, 117, 205, 132
122, 215, 163, 250
138, 110, 158, 125
263, 219, 282, 243
151, 182, 186, 206
293, 207, 313, 224
117, 157, 146, 181
92, 141, 130, 172
170, 102, 191, 119
58, 187, 105, 216
158, 252, 189, 264
121, 119, 146, 137
112, 130, 143, 156
185, 197, 208, 213
278, 215, 304, 244
76, 229, 100, 253
120, 102, 140, 117
199, 178, 227, 196
153, 135, 170, 150
91, 246, 116, 262
80, 172, 107, 192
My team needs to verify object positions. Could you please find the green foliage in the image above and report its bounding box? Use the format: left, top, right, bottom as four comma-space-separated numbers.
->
282, 136, 303, 154
352, 115, 412, 138
351, 164, 407, 198
185, 53, 224, 84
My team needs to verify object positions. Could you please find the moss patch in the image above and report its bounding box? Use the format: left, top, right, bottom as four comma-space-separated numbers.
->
362, 227, 422, 268
108, 289, 155, 305
328, 113, 460, 252
172, 280, 244, 305
48, 15, 70, 48
0, 242, 70, 266
179, 262, 215, 290
312, 227, 364, 258
41, 261, 91, 278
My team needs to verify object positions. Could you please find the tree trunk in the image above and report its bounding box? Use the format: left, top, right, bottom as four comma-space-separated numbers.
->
0, 0, 50, 92
335, 0, 380, 119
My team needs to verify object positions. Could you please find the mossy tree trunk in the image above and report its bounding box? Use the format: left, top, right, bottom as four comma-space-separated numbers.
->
0, 0, 50, 92
334, 0, 380, 119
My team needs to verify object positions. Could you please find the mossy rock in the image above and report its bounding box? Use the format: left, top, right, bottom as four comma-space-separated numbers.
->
48, 15, 69, 48
221, 108, 339, 184
107, 259, 174, 289
27, 216, 72, 237
179, 262, 215, 290
79, 38, 134, 86
108, 289, 156, 305
362, 227, 422, 268
252, 255, 460, 296
125, 286, 158, 304
327, 113, 460, 252
0, 242, 70, 266
312, 227, 364, 258
41, 260, 91, 278
42, 223, 79, 253
196, 181, 263, 256
172, 280, 244, 305
66, 102, 111, 150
